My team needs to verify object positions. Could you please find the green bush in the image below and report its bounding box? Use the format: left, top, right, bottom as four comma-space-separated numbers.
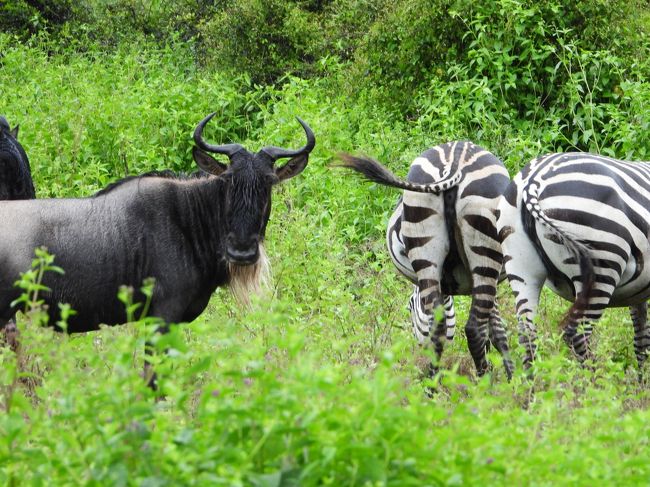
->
0, 0, 76, 38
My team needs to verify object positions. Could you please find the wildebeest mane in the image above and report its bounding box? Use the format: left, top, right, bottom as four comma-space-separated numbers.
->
92, 169, 211, 197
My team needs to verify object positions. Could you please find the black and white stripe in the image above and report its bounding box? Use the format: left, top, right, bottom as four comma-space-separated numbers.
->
340, 141, 514, 379
388, 204, 456, 343
497, 152, 650, 369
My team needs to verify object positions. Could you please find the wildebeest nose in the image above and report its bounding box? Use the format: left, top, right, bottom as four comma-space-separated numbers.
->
226, 234, 259, 264
226, 246, 258, 264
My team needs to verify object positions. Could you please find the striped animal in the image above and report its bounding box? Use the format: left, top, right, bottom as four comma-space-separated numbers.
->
497, 152, 650, 370
340, 141, 514, 379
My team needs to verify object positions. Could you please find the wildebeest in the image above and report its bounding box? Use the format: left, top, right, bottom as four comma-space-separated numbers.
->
0, 116, 36, 200
0, 115, 36, 349
0, 113, 315, 385
338, 142, 513, 381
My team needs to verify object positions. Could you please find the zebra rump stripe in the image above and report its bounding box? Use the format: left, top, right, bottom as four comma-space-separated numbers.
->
339, 141, 514, 380
497, 152, 650, 369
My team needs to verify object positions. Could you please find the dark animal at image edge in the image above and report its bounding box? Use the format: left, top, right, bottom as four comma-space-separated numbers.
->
0, 113, 315, 387
0, 115, 36, 350
338, 142, 514, 381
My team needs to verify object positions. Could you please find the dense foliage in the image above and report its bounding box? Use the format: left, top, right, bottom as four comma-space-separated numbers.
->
2, 0, 650, 484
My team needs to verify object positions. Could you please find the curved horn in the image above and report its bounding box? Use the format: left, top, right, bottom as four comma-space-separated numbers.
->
194, 112, 244, 157
261, 117, 315, 161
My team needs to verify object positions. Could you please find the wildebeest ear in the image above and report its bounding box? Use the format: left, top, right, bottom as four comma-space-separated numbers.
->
275, 153, 309, 182
192, 146, 228, 176
10, 125, 19, 139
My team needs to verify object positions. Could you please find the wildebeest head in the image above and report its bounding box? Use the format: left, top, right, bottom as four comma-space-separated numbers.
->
0, 115, 35, 200
192, 113, 315, 266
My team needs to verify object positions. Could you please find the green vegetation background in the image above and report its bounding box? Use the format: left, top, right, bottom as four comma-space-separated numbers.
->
2, 1, 650, 484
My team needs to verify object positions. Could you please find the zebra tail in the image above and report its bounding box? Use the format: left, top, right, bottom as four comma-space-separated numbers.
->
336, 153, 461, 194
522, 183, 595, 329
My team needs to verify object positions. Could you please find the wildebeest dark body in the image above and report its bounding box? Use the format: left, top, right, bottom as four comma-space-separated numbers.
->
0, 114, 315, 336
0, 116, 36, 200
0, 116, 36, 349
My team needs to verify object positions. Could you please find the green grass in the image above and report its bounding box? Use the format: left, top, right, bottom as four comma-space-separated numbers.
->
2, 38, 650, 486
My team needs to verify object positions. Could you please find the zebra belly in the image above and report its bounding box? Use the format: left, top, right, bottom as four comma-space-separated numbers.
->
543, 278, 576, 302
610, 263, 650, 306
535, 221, 650, 306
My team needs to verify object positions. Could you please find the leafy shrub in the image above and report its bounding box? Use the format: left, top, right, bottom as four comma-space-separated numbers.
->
0, 35, 272, 196
0, 0, 77, 37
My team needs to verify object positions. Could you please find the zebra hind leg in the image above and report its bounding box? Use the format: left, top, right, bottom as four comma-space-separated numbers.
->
442, 295, 456, 341
464, 288, 491, 377
465, 311, 489, 377
561, 303, 600, 364
409, 287, 456, 343
488, 305, 514, 380
630, 302, 650, 377
424, 316, 449, 397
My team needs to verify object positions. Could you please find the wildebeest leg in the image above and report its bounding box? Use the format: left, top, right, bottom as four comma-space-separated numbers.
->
630, 302, 650, 375
0, 316, 20, 353
143, 321, 170, 391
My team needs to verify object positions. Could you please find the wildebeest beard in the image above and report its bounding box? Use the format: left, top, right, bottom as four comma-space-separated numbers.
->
228, 243, 271, 307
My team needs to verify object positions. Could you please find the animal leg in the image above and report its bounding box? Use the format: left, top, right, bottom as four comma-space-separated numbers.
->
465, 286, 493, 376
560, 281, 613, 364
442, 295, 456, 341
498, 203, 547, 370
458, 204, 509, 377
630, 302, 650, 373
510, 276, 544, 370
561, 318, 596, 364
401, 190, 448, 379
142, 315, 173, 391
488, 305, 514, 380
417, 279, 447, 379
409, 288, 455, 343
1, 318, 20, 353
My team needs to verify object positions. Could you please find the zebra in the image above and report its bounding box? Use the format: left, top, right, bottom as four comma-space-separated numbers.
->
339, 141, 514, 380
497, 152, 650, 371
